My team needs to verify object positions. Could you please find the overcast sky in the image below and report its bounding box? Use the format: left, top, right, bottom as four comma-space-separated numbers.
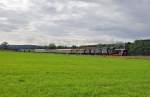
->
0, 0, 150, 45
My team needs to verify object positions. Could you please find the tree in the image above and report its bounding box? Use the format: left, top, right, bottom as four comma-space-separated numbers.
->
1, 42, 9, 50
57, 45, 65, 49
127, 39, 150, 55
48, 43, 56, 49
71, 45, 77, 49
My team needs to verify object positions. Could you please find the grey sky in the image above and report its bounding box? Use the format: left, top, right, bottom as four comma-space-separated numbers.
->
0, 0, 150, 45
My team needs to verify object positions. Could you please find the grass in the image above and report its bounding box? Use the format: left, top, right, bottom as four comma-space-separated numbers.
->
0, 51, 150, 97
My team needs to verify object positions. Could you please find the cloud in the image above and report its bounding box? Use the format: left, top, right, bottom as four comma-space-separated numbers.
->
0, 0, 150, 45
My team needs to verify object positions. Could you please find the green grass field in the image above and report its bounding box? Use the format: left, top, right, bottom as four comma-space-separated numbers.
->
0, 51, 150, 97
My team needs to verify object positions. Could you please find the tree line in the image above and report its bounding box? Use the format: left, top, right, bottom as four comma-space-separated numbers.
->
127, 39, 150, 55
0, 42, 78, 50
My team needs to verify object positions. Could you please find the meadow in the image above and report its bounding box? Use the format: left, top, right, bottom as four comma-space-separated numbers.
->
0, 51, 150, 97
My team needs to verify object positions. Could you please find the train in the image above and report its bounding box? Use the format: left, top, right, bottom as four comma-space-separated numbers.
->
33, 48, 127, 56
